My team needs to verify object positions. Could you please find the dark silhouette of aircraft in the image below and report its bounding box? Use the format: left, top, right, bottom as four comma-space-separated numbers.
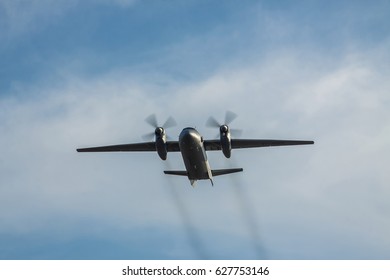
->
77, 112, 314, 186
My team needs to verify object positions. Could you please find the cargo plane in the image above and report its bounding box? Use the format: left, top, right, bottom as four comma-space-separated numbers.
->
77, 112, 314, 186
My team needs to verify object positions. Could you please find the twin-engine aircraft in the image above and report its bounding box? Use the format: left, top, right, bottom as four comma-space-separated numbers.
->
77, 112, 314, 186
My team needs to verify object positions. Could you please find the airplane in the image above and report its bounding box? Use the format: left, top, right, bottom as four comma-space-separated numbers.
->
77, 112, 314, 186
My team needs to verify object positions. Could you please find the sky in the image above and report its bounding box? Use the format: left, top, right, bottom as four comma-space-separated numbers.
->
0, 0, 390, 259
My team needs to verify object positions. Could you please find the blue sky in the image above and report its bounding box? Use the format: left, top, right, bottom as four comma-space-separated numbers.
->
1, 0, 390, 259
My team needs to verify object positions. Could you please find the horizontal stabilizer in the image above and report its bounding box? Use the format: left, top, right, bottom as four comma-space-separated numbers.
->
164, 170, 188, 176
212, 168, 243, 176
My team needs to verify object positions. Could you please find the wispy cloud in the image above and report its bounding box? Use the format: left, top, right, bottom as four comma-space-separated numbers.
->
0, 0, 138, 43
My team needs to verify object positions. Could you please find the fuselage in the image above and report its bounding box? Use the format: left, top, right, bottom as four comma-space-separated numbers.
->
179, 127, 212, 185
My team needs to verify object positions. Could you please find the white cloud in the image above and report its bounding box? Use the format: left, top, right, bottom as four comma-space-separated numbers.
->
1, 40, 390, 258
0, 0, 74, 39
0, 0, 138, 43
1, 0, 390, 259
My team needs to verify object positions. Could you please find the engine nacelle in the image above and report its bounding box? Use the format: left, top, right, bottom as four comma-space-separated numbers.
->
220, 125, 232, 158
155, 127, 168, 160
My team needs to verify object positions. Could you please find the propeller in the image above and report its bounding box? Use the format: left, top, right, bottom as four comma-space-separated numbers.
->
143, 114, 177, 141
206, 111, 242, 138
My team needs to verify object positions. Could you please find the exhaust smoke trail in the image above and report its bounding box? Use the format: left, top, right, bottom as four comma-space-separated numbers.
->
233, 180, 268, 259
163, 160, 209, 259
229, 158, 268, 259
162, 156, 266, 259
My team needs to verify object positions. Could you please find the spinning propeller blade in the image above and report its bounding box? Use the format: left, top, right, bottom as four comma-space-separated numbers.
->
163, 116, 177, 129
206, 116, 221, 128
143, 114, 177, 141
145, 114, 159, 128
206, 111, 242, 138
225, 111, 238, 125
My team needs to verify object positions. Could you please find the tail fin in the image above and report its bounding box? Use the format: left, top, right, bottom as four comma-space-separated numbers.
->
211, 168, 243, 176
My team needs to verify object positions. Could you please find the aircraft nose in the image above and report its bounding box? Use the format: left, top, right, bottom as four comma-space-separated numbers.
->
179, 128, 201, 143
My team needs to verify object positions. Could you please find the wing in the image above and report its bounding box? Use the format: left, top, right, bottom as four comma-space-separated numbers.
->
77, 141, 180, 152
231, 139, 314, 149
204, 139, 314, 151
